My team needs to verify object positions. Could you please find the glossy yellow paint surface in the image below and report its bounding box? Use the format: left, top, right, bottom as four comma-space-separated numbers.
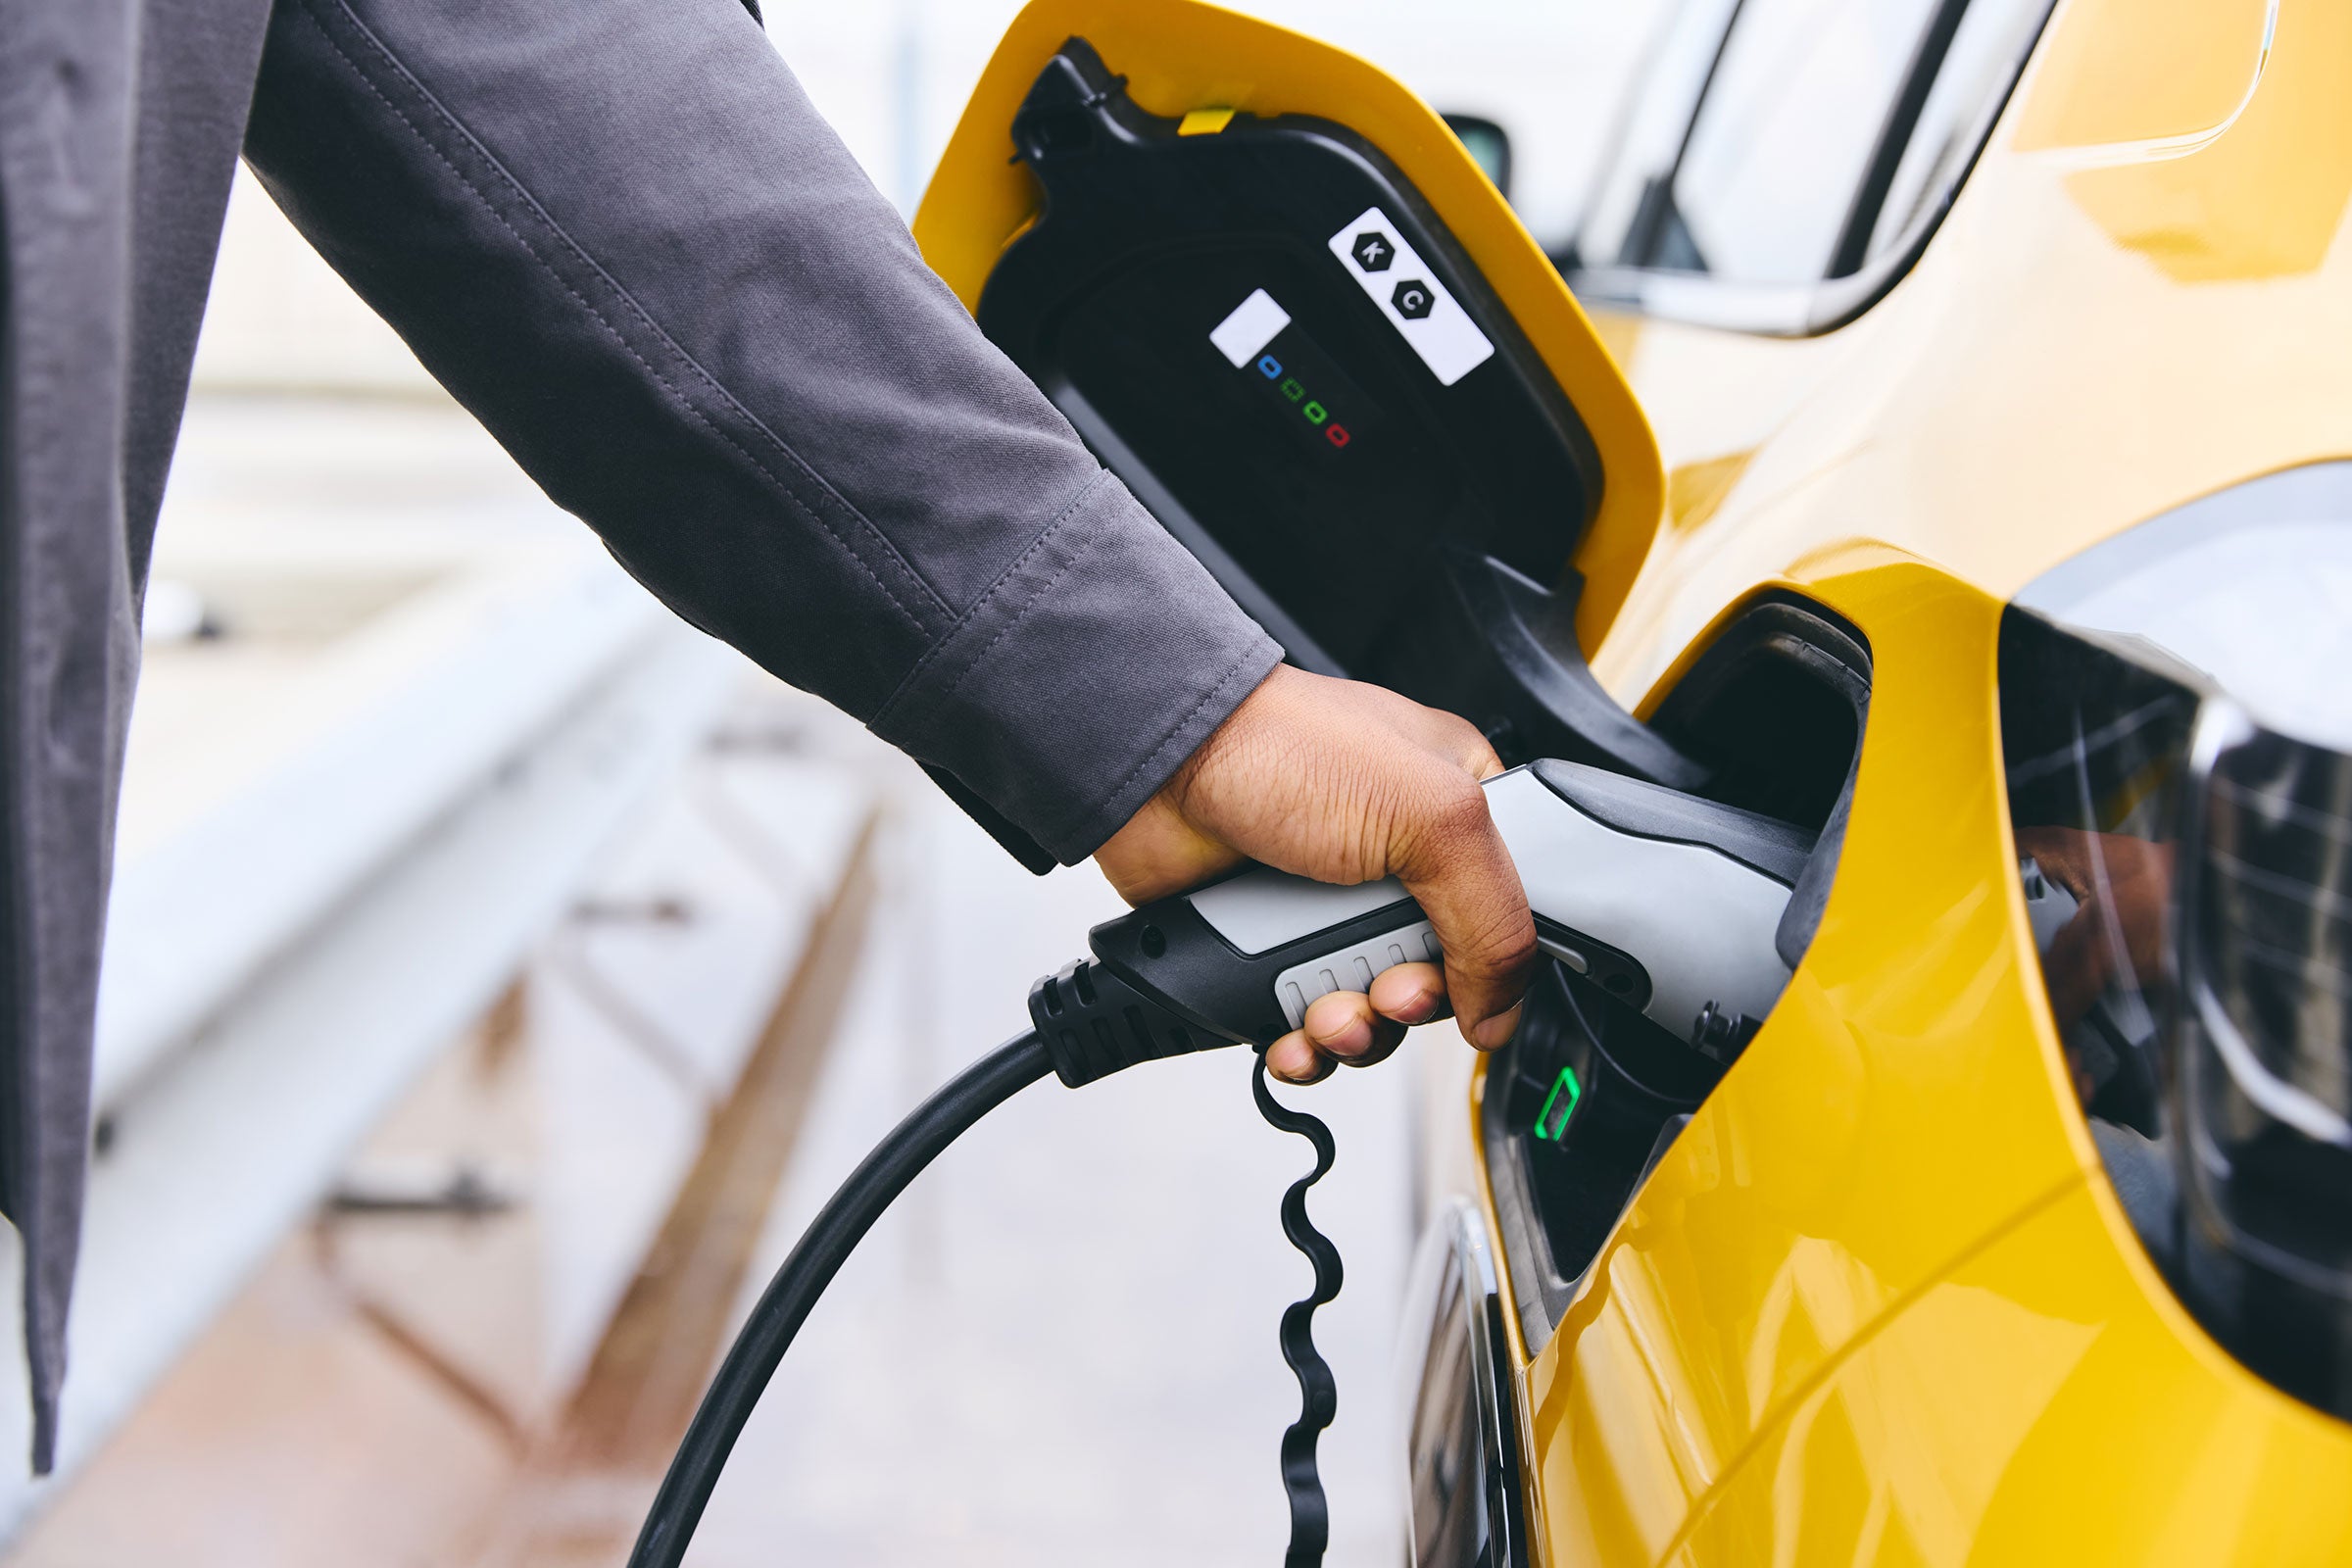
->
1670, 1183, 2352, 1564
1495, 559, 2352, 1568
910, 0, 1664, 650
1494, 0, 2352, 1560
2063, 0, 2352, 282
1586, 0, 2352, 706
1499, 555, 2093, 1564
2010, 0, 2272, 151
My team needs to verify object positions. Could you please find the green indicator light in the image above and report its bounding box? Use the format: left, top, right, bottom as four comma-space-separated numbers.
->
1534, 1064, 1582, 1142
1302, 401, 1327, 424
1280, 377, 1305, 402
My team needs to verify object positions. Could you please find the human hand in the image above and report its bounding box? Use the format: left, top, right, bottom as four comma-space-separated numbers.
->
2016, 826, 2175, 1030
1095, 665, 1536, 1084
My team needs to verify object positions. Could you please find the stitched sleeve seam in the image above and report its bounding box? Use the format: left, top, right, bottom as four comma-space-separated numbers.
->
868, 469, 1117, 733
300, 0, 951, 629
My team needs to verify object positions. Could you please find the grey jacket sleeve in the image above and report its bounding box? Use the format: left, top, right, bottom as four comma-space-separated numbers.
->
240, 0, 1281, 862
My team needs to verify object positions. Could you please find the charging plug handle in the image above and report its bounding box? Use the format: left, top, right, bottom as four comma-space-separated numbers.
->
1028, 889, 1432, 1084
1027, 950, 1234, 1088
1033, 760, 1814, 1074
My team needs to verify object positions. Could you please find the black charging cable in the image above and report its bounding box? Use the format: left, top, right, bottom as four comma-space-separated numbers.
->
626, 1029, 1053, 1568
1254, 1055, 1342, 1568
624, 1000, 1344, 1568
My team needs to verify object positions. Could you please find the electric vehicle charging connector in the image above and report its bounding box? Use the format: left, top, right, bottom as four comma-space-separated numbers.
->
1032, 760, 1811, 1086
627, 760, 1812, 1568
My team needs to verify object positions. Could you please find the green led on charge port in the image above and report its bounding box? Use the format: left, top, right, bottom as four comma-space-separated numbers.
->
1533, 1064, 1582, 1142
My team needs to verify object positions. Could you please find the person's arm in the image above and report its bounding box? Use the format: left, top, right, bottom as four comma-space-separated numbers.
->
242, 0, 1532, 1073
245, 0, 1275, 860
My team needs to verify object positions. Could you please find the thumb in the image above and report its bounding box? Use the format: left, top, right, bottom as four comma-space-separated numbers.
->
1391, 780, 1536, 1049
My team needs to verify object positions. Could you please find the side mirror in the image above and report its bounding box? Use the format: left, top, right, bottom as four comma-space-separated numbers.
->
1441, 114, 1514, 203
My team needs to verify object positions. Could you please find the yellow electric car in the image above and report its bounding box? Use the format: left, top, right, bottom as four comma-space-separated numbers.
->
913, 0, 2352, 1560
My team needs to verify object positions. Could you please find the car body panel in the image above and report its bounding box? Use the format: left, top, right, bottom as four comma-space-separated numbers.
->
1666, 1177, 2352, 1564
1487, 1, 2352, 1560
1586, 0, 2352, 710
1494, 552, 2352, 1568
1485, 553, 2096, 1563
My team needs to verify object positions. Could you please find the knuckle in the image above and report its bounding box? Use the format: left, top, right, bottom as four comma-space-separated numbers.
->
1429, 776, 1495, 836
1448, 906, 1538, 976
1399, 777, 1494, 865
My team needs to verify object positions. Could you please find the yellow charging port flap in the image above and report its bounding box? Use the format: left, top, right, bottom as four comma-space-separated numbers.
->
913, 0, 1665, 678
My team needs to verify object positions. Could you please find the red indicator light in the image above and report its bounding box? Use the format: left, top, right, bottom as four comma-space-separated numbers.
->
1326, 424, 1350, 448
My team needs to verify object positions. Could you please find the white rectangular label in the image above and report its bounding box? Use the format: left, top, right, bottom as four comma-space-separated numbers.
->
1326, 207, 1494, 386
1207, 287, 1292, 368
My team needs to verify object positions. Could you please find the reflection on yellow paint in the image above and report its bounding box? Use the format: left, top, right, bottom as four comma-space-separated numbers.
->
1544, 1287, 1705, 1563
1660, 1182, 2352, 1563
1468, 0, 2352, 1553
1668, 451, 1756, 533
2060, 0, 2352, 281
1679, 1275, 2100, 1559
1514, 564, 2117, 1565
2012, 0, 2272, 151
1742, 1236, 1891, 1428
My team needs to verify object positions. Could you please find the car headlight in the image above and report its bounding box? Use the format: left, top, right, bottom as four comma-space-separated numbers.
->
1999, 462, 2352, 1423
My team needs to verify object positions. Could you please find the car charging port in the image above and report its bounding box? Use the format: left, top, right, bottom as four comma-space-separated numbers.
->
1481, 593, 1872, 1349
1488, 960, 1729, 1313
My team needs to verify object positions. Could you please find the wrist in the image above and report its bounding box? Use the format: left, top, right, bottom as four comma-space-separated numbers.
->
1098, 663, 1291, 902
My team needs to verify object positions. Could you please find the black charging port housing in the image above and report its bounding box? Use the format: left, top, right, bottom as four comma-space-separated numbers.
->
1491, 961, 1721, 1312
977, 38, 1699, 789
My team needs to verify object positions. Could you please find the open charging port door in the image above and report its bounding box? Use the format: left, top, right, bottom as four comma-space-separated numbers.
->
914, 0, 1699, 788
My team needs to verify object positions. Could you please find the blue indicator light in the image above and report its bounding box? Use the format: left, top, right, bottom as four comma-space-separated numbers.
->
1257, 355, 1282, 378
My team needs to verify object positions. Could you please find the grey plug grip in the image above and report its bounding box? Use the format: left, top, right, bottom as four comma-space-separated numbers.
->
1267, 923, 1446, 1030
1184, 763, 1810, 1038
1492, 768, 1798, 1035
1191, 874, 1415, 956
1191, 872, 1430, 1028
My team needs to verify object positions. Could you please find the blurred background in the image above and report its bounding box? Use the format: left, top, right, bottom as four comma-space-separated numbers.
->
0, 3, 1665, 1563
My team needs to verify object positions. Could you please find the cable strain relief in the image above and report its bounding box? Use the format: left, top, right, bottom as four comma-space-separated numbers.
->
1027, 957, 1217, 1088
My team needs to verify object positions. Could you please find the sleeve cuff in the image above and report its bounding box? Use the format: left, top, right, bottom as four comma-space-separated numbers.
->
868, 472, 1282, 863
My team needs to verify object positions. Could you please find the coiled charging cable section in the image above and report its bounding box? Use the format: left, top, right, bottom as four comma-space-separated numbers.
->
624, 1015, 1343, 1568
